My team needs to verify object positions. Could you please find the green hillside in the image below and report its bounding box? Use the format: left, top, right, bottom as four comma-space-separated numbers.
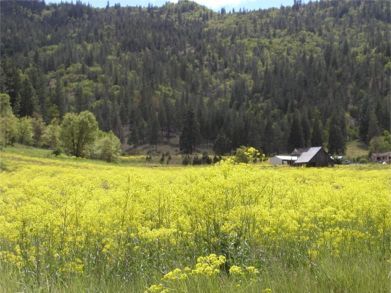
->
1, 0, 390, 154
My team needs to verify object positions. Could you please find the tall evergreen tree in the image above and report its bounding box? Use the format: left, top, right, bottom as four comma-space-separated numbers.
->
148, 112, 160, 147
311, 116, 323, 146
328, 113, 346, 154
213, 132, 232, 155
19, 76, 37, 117
288, 113, 304, 151
179, 109, 200, 154
367, 109, 380, 142
301, 113, 311, 147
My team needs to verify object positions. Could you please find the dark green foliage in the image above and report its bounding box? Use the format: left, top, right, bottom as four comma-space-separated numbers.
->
213, 133, 232, 155
367, 109, 381, 143
328, 113, 347, 155
0, 0, 389, 154
369, 131, 391, 154
148, 112, 160, 146
311, 116, 323, 146
60, 111, 98, 157
288, 113, 305, 151
179, 109, 200, 154
201, 152, 212, 164
192, 154, 202, 165
182, 154, 191, 165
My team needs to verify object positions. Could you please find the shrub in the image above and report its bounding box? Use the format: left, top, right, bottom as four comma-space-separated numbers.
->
93, 131, 121, 162
192, 154, 202, 165
182, 155, 191, 165
201, 152, 212, 164
234, 146, 262, 163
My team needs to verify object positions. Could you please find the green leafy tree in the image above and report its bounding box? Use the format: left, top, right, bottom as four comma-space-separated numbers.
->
60, 111, 98, 157
42, 119, 61, 149
31, 115, 46, 147
234, 146, 261, 163
0, 93, 18, 146
17, 117, 33, 145
369, 131, 391, 154
94, 131, 121, 162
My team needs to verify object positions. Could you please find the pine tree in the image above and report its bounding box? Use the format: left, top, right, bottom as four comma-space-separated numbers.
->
179, 109, 200, 154
311, 116, 323, 146
19, 76, 37, 117
328, 113, 346, 154
263, 118, 274, 154
288, 113, 304, 151
301, 113, 311, 147
54, 76, 66, 117
148, 112, 160, 147
367, 109, 380, 142
213, 132, 232, 155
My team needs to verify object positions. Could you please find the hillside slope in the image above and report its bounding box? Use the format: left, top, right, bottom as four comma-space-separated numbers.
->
0, 0, 390, 154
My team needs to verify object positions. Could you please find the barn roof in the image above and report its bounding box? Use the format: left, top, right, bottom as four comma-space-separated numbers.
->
294, 147, 322, 164
291, 148, 310, 156
275, 155, 298, 161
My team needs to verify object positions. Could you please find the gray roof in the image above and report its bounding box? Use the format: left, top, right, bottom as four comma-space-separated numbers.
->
275, 155, 298, 161
291, 148, 310, 156
294, 147, 322, 164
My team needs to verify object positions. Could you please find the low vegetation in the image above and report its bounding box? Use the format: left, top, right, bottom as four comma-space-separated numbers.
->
0, 150, 389, 292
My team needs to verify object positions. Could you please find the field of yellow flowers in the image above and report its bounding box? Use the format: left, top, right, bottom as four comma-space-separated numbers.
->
0, 150, 390, 292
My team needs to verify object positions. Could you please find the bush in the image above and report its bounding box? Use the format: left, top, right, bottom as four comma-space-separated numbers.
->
234, 146, 262, 163
166, 154, 172, 165
52, 148, 63, 156
213, 155, 222, 164
182, 155, 191, 165
192, 154, 202, 165
160, 154, 165, 164
93, 131, 121, 162
201, 152, 212, 164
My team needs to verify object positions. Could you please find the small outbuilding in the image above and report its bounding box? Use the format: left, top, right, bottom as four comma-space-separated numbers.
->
294, 147, 334, 167
269, 155, 298, 166
371, 152, 391, 164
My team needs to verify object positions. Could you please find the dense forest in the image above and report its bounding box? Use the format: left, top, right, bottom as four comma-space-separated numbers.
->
0, 0, 390, 155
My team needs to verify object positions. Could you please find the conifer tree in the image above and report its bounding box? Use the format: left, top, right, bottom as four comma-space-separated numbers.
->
288, 113, 304, 151
328, 113, 346, 154
179, 109, 200, 154
311, 116, 323, 146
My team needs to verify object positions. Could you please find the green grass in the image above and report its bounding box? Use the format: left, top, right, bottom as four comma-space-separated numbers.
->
1, 144, 209, 167
345, 140, 368, 159
1, 255, 389, 292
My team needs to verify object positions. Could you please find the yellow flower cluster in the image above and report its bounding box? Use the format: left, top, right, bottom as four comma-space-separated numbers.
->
147, 254, 258, 292
0, 152, 389, 282
192, 254, 226, 276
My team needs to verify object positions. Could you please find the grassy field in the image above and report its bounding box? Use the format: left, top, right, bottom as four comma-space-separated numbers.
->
345, 140, 369, 160
0, 147, 390, 292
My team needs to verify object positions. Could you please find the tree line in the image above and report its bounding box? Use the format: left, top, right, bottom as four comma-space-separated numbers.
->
0, 0, 389, 155
0, 93, 121, 162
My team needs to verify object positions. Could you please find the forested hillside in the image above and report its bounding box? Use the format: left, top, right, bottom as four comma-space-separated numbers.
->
1, 0, 390, 154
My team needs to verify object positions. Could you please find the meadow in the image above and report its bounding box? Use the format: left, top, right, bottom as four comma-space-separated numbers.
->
0, 149, 390, 292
